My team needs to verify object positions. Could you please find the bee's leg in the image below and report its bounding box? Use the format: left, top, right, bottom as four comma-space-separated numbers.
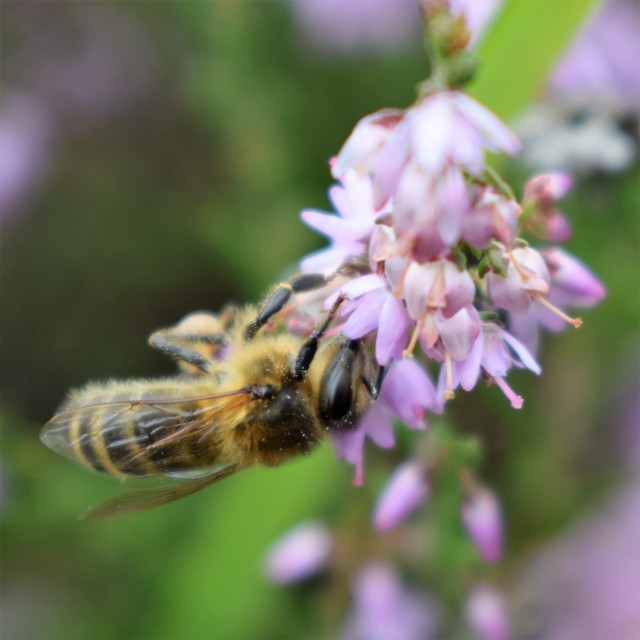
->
148, 330, 227, 374
243, 273, 329, 341
243, 259, 367, 342
149, 308, 236, 374
361, 363, 390, 400
293, 294, 346, 380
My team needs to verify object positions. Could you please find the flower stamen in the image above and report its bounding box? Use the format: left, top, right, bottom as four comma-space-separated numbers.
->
493, 376, 523, 409
403, 320, 422, 358
531, 291, 583, 328
445, 351, 455, 400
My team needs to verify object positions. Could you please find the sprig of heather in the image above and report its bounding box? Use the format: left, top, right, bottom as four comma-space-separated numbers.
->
297, 1, 605, 482
267, 3, 606, 638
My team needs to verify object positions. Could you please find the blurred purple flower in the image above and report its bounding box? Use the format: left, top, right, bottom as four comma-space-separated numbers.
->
514, 486, 640, 638
460, 481, 503, 563
341, 563, 440, 640
332, 359, 438, 485
263, 521, 332, 584
522, 172, 573, 243
33, 7, 155, 125
549, 0, 640, 102
512, 372, 640, 638
293, 0, 422, 55
466, 585, 510, 640
0, 92, 54, 222
373, 461, 430, 532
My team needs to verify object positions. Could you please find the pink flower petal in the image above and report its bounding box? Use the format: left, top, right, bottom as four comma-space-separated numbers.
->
376, 294, 411, 365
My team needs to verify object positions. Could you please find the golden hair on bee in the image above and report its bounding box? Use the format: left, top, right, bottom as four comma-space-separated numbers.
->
41, 271, 381, 519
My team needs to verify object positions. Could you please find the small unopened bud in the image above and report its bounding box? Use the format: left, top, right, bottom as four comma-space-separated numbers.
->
373, 461, 430, 532
263, 521, 332, 584
466, 585, 510, 640
460, 475, 503, 563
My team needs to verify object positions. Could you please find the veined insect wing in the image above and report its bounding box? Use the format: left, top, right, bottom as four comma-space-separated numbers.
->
40, 387, 253, 471
80, 464, 239, 520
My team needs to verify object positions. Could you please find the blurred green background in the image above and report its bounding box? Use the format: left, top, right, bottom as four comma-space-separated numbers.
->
1, 1, 638, 639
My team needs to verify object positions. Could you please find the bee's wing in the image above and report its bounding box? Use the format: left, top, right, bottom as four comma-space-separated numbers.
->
80, 463, 239, 520
41, 388, 252, 476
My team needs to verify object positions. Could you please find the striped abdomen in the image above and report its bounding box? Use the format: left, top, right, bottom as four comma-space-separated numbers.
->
41, 381, 226, 478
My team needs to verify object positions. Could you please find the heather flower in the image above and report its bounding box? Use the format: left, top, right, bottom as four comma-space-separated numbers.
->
434, 317, 539, 408
263, 521, 333, 584
543, 248, 607, 312
373, 461, 430, 532
460, 476, 503, 563
331, 109, 404, 180
522, 172, 573, 242
332, 92, 521, 188
462, 186, 520, 249
332, 359, 438, 485
270, 2, 609, 636
301, 171, 384, 273
341, 563, 439, 640
392, 163, 469, 260
403, 257, 476, 325
486, 246, 551, 313
331, 273, 412, 365
508, 248, 606, 354
423, 304, 481, 365
371, 92, 520, 203
332, 91, 520, 262
466, 585, 510, 640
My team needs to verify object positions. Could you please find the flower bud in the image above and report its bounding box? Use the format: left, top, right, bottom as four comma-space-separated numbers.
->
373, 461, 430, 532
460, 481, 503, 562
466, 585, 510, 640
343, 563, 439, 640
263, 521, 332, 584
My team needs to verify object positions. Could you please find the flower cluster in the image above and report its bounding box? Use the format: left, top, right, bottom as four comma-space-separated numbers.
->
299, 90, 605, 481
265, 3, 607, 638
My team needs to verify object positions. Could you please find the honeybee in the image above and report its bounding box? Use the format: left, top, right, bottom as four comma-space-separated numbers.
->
41, 272, 382, 519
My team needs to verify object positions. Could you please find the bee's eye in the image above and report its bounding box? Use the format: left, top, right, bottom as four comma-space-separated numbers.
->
319, 350, 355, 424
251, 384, 277, 400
